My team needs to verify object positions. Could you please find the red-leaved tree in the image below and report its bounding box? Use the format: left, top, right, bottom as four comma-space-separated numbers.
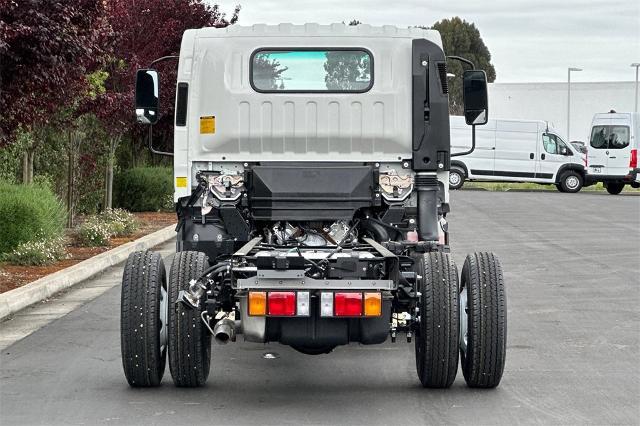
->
0, 0, 111, 182
93, 0, 240, 208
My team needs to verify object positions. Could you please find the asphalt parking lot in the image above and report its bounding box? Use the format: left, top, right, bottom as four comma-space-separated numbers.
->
1, 191, 638, 425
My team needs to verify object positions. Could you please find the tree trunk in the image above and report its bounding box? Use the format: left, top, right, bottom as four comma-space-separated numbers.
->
22, 152, 30, 184
104, 135, 121, 210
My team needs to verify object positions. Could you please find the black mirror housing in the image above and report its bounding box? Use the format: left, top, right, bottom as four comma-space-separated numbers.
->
135, 69, 159, 124
463, 70, 488, 126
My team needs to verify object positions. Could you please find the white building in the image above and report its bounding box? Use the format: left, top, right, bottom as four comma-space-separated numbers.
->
488, 81, 635, 142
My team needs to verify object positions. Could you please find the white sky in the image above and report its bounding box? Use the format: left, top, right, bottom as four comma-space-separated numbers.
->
213, 0, 640, 83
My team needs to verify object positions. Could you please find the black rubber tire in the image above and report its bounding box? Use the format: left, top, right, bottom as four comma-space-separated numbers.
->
559, 171, 583, 193
555, 183, 565, 193
605, 182, 625, 195
168, 251, 211, 387
460, 252, 507, 388
414, 252, 459, 388
449, 166, 466, 190
120, 250, 167, 387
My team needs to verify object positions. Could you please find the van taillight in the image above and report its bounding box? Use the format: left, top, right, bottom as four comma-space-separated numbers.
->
630, 149, 638, 169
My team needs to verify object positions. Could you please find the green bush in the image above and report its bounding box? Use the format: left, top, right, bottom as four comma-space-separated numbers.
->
114, 167, 173, 212
100, 208, 138, 237
76, 217, 112, 247
0, 180, 67, 254
2, 236, 67, 266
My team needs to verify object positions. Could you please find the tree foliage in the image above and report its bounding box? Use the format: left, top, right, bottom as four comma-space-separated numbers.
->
0, 0, 111, 143
324, 51, 371, 91
252, 53, 288, 90
430, 17, 496, 114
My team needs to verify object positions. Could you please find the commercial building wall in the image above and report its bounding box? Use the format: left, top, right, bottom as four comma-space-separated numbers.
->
488, 82, 635, 142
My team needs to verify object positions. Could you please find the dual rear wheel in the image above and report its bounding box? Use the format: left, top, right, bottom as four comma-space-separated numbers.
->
121, 250, 212, 387
414, 252, 507, 388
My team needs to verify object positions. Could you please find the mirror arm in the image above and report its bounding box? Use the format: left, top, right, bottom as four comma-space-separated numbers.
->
451, 124, 476, 157
446, 55, 475, 70
148, 55, 179, 68
148, 125, 174, 157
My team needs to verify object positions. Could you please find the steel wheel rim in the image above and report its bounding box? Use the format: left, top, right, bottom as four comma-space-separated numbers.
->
159, 285, 168, 353
449, 172, 461, 187
459, 286, 468, 354
566, 175, 579, 190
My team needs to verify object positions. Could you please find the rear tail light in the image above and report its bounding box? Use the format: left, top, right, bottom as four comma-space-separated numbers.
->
334, 292, 363, 316
296, 291, 310, 316
320, 292, 333, 317
630, 149, 638, 169
267, 292, 296, 316
363, 292, 382, 317
249, 291, 267, 316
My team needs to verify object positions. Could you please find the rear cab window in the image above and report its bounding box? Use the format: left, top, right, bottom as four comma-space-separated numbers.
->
250, 49, 373, 93
590, 126, 630, 149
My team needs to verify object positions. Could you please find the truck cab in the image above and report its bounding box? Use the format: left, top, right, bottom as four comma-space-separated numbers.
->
122, 24, 507, 390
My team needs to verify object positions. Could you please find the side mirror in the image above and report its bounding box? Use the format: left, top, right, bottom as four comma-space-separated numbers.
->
135, 69, 159, 124
463, 70, 488, 125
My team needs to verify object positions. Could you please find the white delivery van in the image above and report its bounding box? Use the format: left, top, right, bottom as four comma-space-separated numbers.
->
586, 111, 639, 194
449, 116, 587, 192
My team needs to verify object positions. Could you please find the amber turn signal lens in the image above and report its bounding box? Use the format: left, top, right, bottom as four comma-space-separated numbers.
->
249, 291, 267, 316
364, 292, 382, 317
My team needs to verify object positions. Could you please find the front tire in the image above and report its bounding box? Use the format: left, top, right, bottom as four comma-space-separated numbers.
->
449, 167, 466, 190
168, 251, 212, 387
414, 252, 459, 388
605, 182, 625, 195
120, 251, 168, 387
460, 252, 507, 388
559, 171, 583, 193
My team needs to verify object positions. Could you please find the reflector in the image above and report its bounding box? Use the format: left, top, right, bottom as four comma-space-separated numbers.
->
320, 292, 333, 317
268, 292, 296, 316
249, 291, 267, 316
334, 292, 363, 316
297, 292, 310, 316
364, 292, 382, 317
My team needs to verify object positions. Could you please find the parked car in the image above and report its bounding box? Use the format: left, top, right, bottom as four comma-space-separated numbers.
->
121, 24, 507, 390
570, 140, 588, 154
586, 111, 639, 194
449, 116, 587, 192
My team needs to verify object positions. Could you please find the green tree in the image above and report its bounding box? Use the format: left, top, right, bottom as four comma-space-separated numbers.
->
430, 17, 496, 115
324, 51, 371, 91
252, 53, 288, 90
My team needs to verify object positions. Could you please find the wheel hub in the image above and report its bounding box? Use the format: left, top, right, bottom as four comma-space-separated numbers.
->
159, 286, 168, 352
459, 286, 468, 354
566, 175, 579, 189
449, 172, 461, 186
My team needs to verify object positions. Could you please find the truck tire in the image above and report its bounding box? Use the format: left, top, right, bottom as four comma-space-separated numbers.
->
605, 182, 624, 195
460, 252, 507, 388
558, 171, 583, 193
120, 250, 167, 387
168, 251, 211, 387
448, 166, 466, 190
414, 252, 459, 388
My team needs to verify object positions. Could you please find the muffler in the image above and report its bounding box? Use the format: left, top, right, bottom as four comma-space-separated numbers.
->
212, 318, 236, 344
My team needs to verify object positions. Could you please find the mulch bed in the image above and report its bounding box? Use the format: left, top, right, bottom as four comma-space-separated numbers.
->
0, 212, 176, 294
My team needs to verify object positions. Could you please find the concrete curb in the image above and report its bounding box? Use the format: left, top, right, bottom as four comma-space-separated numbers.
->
0, 224, 176, 321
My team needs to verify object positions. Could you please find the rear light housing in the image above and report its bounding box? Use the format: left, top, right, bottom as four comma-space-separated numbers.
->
248, 291, 266, 316
363, 292, 382, 317
630, 149, 638, 169
267, 291, 296, 316
334, 292, 363, 316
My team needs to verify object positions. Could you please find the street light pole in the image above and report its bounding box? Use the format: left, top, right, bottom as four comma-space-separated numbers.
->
567, 67, 582, 141
631, 63, 640, 113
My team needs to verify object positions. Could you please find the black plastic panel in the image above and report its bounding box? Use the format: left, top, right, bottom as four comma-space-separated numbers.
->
248, 163, 375, 221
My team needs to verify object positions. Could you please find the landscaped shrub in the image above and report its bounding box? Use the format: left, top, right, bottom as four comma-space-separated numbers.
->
76, 217, 112, 247
100, 208, 138, 237
114, 167, 173, 212
2, 236, 68, 266
0, 180, 67, 254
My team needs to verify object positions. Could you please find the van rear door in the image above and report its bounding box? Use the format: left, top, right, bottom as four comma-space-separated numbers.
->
589, 114, 631, 177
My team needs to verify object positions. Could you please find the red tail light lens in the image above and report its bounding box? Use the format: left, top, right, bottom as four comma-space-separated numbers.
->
630, 149, 638, 169
334, 292, 363, 316
268, 292, 296, 316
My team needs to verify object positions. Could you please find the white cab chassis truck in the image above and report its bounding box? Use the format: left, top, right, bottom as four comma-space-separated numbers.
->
586, 111, 640, 194
122, 24, 507, 389
448, 116, 587, 192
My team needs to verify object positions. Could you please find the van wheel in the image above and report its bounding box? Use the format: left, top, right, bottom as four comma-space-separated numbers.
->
605, 182, 624, 195
168, 251, 211, 387
120, 251, 167, 387
449, 167, 465, 190
460, 252, 507, 388
413, 252, 459, 388
559, 171, 583, 193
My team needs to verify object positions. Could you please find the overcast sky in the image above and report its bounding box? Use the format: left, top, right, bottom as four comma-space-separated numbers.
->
214, 0, 640, 83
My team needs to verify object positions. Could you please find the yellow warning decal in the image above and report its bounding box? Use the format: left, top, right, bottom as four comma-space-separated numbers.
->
200, 116, 216, 134
176, 177, 188, 188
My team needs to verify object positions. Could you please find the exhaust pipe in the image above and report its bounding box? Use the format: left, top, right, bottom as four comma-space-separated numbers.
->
212, 318, 236, 344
